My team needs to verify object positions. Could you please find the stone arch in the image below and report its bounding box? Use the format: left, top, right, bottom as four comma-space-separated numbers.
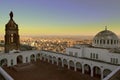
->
63, 59, 68, 68
0, 58, 7, 66
93, 66, 101, 78
103, 69, 112, 78
57, 57, 62, 66
53, 56, 57, 64
69, 60, 75, 70
76, 62, 82, 72
30, 54, 35, 62
84, 64, 91, 75
17, 55, 23, 64
36, 53, 40, 61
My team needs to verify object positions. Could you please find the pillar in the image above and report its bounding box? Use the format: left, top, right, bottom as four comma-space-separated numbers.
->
68, 62, 70, 69
101, 69, 104, 80
57, 59, 59, 66
74, 63, 77, 71
52, 58, 54, 64
62, 59, 64, 67
91, 66, 93, 77
82, 64, 84, 74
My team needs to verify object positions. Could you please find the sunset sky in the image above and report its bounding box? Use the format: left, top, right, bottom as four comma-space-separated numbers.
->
0, 0, 120, 36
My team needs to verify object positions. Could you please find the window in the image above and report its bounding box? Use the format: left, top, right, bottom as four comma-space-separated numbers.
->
114, 40, 116, 44
93, 53, 95, 58
111, 58, 118, 64
96, 54, 98, 59
111, 40, 113, 44
74, 52, 78, 57
11, 34, 14, 43
100, 40, 102, 44
97, 40, 99, 44
90, 53, 92, 58
103, 40, 105, 44
90, 53, 99, 59
107, 40, 109, 44
116, 58, 118, 64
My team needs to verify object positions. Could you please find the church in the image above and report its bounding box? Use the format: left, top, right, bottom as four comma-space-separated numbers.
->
0, 12, 120, 80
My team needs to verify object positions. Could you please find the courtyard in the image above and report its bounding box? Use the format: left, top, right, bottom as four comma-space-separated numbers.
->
3, 61, 100, 80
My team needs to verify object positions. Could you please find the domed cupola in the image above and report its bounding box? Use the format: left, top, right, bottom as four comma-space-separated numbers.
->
92, 27, 120, 48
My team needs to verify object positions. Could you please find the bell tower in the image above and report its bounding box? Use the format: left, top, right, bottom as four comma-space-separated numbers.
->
5, 11, 20, 53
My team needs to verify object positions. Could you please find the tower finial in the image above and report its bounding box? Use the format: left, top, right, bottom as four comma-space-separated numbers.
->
9, 11, 13, 19
105, 26, 107, 30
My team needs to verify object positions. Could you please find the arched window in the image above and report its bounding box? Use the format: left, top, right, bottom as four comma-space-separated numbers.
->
103, 40, 105, 44
111, 40, 113, 44
100, 40, 102, 44
114, 40, 116, 44
107, 40, 109, 44
97, 40, 99, 44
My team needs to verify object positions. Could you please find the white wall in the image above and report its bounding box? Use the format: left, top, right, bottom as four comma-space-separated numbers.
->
66, 47, 120, 65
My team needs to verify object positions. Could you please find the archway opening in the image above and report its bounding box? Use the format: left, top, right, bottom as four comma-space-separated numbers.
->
58, 58, 62, 66
44, 54, 48, 62
76, 62, 82, 72
53, 56, 57, 65
17, 55, 23, 64
84, 64, 91, 75
69, 60, 74, 70
0, 58, 7, 67
30, 54, 35, 62
36, 53, 40, 61
63, 59, 68, 68
103, 69, 112, 78
93, 66, 101, 78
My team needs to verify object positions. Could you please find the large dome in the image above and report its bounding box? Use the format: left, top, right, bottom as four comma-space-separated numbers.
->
92, 28, 120, 48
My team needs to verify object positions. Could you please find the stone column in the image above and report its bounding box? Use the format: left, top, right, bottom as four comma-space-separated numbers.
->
74, 63, 77, 71
91, 66, 93, 77
62, 59, 64, 67
101, 69, 104, 80
68, 62, 70, 69
82, 64, 84, 74
52, 58, 54, 64
57, 59, 59, 66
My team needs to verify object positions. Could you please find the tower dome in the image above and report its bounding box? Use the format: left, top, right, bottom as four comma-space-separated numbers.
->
6, 11, 18, 30
92, 27, 120, 48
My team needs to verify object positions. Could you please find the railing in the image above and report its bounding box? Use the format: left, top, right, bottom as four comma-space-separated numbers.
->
0, 67, 14, 80
103, 66, 120, 80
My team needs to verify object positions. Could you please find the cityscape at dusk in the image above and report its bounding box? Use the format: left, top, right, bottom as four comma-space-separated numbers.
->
0, 0, 120, 36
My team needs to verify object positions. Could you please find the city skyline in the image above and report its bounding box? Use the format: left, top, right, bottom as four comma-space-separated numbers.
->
0, 0, 120, 36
